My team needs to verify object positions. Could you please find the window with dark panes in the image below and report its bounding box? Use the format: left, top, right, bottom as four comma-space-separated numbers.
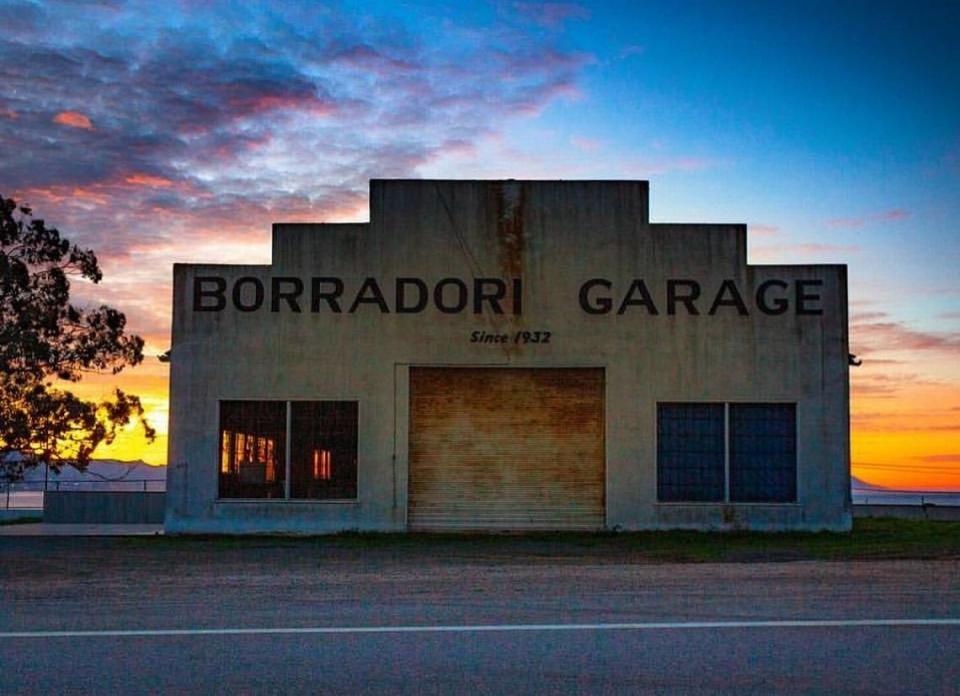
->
291, 401, 358, 499
219, 401, 286, 499
729, 403, 796, 502
656, 401, 798, 504
218, 399, 358, 500
657, 403, 725, 502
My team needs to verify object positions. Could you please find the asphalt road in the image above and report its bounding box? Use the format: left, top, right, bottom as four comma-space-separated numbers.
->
1, 537, 958, 694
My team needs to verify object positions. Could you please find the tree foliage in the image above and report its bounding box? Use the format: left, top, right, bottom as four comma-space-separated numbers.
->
1, 195, 154, 480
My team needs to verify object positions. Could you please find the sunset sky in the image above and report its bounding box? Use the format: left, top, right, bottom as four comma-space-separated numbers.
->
2, 0, 958, 489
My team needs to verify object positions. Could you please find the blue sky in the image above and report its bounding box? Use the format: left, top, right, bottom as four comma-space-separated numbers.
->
1, 0, 958, 484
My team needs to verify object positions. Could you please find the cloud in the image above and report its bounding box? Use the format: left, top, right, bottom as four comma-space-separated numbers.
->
794, 243, 859, 253
751, 243, 859, 260
877, 209, 909, 222
851, 411, 960, 432
0, 3, 598, 353
851, 314, 960, 355
570, 135, 602, 151
850, 372, 940, 398
53, 111, 93, 129
851, 311, 888, 322
124, 174, 174, 188
825, 208, 910, 229
1, 7, 589, 199
915, 454, 960, 464
0, 3, 591, 314
749, 224, 780, 238
0, 0, 47, 33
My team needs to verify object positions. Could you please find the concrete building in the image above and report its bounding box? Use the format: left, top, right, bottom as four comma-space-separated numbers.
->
165, 180, 850, 534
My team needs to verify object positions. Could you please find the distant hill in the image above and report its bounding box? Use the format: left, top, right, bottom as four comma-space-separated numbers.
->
850, 475, 960, 506
851, 475, 887, 491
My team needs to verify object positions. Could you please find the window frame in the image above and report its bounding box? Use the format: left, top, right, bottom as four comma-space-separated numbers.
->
216, 399, 360, 503
655, 401, 799, 505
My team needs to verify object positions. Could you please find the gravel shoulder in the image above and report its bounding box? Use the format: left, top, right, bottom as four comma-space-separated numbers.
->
2, 523, 959, 633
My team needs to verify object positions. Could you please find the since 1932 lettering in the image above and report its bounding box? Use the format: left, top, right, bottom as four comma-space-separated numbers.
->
470, 330, 552, 345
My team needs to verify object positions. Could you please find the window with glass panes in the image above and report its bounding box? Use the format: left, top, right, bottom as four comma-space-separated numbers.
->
657, 402, 796, 503
656, 403, 725, 502
219, 400, 357, 500
729, 403, 796, 502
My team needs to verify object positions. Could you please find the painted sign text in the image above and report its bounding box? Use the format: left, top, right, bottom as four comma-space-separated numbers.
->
192, 276, 824, 317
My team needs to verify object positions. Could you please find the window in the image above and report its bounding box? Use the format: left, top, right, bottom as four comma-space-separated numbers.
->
290, 401, 358, 500
219, 400, 358, 500
729, 404, 796, 503
219, 401, 285, 499
657, 402, 796, 503
657, 403, 725, 502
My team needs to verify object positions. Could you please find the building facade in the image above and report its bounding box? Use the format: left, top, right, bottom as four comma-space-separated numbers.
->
165, 180, 851, 533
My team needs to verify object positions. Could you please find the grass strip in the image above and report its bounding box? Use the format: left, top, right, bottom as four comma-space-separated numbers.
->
117, 518, 960, 563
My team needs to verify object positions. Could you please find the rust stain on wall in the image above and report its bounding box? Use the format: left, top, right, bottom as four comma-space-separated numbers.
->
490, 182, 526, 357
493, 181, 526, 281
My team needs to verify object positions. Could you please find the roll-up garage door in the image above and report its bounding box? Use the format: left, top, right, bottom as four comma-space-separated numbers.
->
408, 368, 604, 531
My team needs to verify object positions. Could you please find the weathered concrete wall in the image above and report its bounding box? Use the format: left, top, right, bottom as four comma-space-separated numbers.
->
45, 492, 166, 524
166, 179, 850, 534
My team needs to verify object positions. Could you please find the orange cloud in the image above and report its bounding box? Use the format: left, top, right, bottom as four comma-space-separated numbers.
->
70, 186, 110, 205
229, 94, 336, 118
53, 111, 93, 129
125, 173, 174, 188
917, 454, 960, 463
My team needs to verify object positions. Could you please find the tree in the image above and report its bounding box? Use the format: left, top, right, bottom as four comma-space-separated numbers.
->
0, 195, 155, 481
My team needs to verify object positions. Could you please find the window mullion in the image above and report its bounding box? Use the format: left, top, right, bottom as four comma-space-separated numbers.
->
284, 401, 292, 499
724, 402, 730, 502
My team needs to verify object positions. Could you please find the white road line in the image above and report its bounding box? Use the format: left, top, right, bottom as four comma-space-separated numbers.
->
1, 619, 959, 639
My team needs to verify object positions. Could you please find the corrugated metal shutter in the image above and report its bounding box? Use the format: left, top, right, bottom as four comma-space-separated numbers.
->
408, 368, 604, 531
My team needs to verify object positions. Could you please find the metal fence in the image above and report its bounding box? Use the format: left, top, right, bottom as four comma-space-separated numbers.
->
5, 479, 956, 510
2, 479, 166, 509
852, 489, 960, 507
